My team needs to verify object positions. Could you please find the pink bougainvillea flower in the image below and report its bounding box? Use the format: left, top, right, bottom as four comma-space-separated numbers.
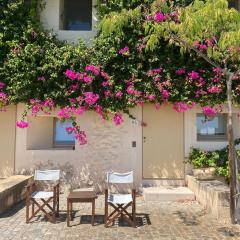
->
148, 95, 156, 101
146, 15, 153, 21
162, 89, 170, 99
83, 92, 99, 106
38, 76, 45, 81
155, 103, 161, 110
0, 92, 7, 101
134, 90, 142, 96
202, 106, 217, 117
70, 83, 79, 90
75, 106, 85, 115
208, 85, 222, 93
207, 39, 214, 47
16, 120, 29, 128
173, 102, 189, 112
155, 12, 166, 22
31, 105, 40, 116
127, 86, 135, 95
115, 91, 123, 98
65, 69, 78, 80
193, 40, 200, 48
169, 11, 179, 21
199, 44, 207, 50
101, 71, 110, 81
176, 68, 186, 75
58, 107, 73, 119
188, 71, 200, 80
95, 105, 103, 116
102, 80, 109, 87
137, 43, 146, 52
83, 75, 93, 84
104, 90, 112, 97
75, 131, 87, 145
0, 82, 6, 89
213, 67, 222, 75
118, 46, 129, 55
136, 100, 144, 106
66, 127, 73, 134
147, 68, 162, 76
113, 112, 123, 125
85, 65, 100, 76
154, 76, 161, 82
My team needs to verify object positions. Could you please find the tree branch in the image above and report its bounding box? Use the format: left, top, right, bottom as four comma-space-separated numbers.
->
167, 29, 222, 70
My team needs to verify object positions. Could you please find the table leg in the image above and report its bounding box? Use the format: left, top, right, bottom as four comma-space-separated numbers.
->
70, 202, 73, 220
67, 200, 70, 227
92, 199, 95, 226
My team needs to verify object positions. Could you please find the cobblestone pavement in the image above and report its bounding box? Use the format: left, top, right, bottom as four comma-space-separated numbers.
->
0, 194, 240, 240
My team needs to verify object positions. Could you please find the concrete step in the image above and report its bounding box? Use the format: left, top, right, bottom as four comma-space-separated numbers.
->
143, 186, 195, 202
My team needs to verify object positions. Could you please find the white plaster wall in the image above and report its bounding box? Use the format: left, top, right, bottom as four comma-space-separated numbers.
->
39, 0, 98, 44
0, 105, 16, 177
184, 106, 240, 157
15, 104, 142, 192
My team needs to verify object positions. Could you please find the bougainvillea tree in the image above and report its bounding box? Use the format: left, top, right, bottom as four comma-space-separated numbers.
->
143, 0, 240, 223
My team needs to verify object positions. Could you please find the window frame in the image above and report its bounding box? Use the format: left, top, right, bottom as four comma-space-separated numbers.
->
53, 118, 75, 149
196, 113, 228, 142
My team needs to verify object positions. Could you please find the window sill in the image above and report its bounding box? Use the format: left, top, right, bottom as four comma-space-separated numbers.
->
27, 147, 75, 151
197, 137, 227, 142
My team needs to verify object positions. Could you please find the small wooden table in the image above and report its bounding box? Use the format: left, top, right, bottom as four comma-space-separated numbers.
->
67, 191, 97, 227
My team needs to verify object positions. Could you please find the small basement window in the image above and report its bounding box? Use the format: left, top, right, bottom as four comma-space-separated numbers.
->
53, 119, 75, 149
196, 113, 227, 141
60, 0, 92, 31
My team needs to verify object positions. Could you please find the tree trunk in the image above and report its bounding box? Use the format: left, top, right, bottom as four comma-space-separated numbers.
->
226, 72, 239, 224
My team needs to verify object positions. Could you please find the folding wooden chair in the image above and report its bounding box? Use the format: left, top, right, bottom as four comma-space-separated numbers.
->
104, 171, 136, 227
25, 170, 60, 223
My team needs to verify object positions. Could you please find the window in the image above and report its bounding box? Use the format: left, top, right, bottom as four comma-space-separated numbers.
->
228, 0, 239, 10
60, 0, 92, 31
196, 113, 227, 141
54, 119, 75, 148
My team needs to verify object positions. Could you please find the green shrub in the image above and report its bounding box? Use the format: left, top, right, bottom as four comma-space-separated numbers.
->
188, 138, 240, 181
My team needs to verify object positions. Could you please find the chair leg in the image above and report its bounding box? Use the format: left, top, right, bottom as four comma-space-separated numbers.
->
104, 189, 108, 227
56, 186, 60, 217
132, 202, 136, 227
67, 200, 70, 227
26, 198, 30, 223
32, 202, 35, 217
104, 204, 108, 226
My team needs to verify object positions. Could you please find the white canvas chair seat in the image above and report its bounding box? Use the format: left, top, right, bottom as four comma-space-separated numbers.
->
31, 191, 54, 199
108, 194, 133, 204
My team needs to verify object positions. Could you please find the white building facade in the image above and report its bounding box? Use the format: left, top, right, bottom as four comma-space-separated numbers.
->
1, 0, 240, 191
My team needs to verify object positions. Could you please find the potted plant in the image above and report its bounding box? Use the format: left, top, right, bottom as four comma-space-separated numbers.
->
188, 148, 217, 180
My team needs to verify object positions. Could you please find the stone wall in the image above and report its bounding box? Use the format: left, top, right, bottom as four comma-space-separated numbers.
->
0, 175, 33, 214
186, 175, 232, 223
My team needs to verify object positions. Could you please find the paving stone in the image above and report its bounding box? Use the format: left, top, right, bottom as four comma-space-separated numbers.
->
0, 193, 240, 240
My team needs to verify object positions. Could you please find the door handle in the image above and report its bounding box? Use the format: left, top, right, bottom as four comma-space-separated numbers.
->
143, 136, 146, 143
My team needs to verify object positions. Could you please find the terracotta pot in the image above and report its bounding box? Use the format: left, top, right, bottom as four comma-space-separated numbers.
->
192, 167, 216, 180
